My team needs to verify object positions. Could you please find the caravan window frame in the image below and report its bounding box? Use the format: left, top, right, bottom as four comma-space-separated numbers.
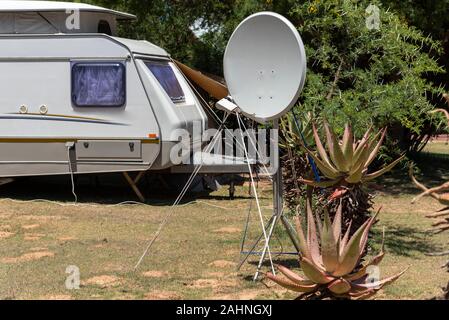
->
144, 60, 186, 104
71, 61, 127, 108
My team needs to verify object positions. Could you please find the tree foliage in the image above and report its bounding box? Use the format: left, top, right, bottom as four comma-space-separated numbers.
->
79, 0, 445, 155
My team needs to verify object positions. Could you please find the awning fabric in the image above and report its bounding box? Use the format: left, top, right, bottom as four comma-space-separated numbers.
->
174, 60, 229, 100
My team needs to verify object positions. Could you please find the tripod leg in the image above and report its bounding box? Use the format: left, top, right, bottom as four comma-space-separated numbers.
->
254, 212, 281, 281
237, 215, 275, 271
254, 120, 283, 281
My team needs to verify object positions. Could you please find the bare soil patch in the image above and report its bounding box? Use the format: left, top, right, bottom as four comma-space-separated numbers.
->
24, 233, 45, 241
142, 270, 169, 278
40, 294, 72, 300
144, 291, 182, 300
209, 260, 237, 268
213, 227, 241, 234
83, 275, 121, 288
0, 231, 14, 240
21, 224, 40, 230
1, 251, 54, 263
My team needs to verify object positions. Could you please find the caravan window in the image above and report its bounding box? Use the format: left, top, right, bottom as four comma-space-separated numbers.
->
145, 61, 185, 103
71, 62, 126, 107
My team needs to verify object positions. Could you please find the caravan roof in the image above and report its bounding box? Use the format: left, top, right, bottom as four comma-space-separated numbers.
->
0, 0, 136, 20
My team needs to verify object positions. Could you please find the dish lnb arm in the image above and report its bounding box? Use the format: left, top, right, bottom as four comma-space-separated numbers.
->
215, 96, 240, 114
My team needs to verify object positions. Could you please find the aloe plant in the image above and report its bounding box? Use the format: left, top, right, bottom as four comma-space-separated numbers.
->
301, 122, 404, 188
297, 121, 404, 238
266, 201, 406, 300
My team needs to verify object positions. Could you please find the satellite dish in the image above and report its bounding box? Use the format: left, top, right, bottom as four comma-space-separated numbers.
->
223, 12, 307, 123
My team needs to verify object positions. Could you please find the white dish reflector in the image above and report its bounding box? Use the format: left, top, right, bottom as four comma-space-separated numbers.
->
224, 12, 307, 123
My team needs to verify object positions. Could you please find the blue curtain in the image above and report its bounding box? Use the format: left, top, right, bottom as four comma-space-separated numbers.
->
146, 62, 185, 103
72, 63, 126, 107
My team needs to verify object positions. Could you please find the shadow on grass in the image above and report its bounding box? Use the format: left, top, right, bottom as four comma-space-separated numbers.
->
0, 173, 263, 205
374, 156, 449, 196
371, 225, 443, 257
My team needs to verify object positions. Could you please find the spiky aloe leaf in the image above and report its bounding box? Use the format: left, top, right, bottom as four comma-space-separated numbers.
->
275, 265, 314, 286
300, 178, 341, 188
332, 204, 342, 241
359, 210, 380, 253
365, 128, 387, 168
346, 252, 385, 282
340, 221, 352, 254
349, 143, 370, 176
353, 126, 373, 160
348, 289, 377, 300
302, 146, 341, 180
362, 155, 405, 182
328, 278, 351, 295
351, 269, 407, 291
265, 273, 319, 293
321, 209, 339, 273
307, 199, 322, 267
294, 216, 311, 261
333, 217, 374, 277
312, 123, 334, 169
324, 122, 349, 172
346, 230, 385, 282
345, 162, 365, 184
300, 257, 334, 284
342, 124, 354, 165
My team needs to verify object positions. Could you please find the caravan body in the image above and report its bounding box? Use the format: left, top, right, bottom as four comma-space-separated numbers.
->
0, 1, 208, 177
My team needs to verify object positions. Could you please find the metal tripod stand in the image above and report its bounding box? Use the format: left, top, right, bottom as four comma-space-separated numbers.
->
237, 120, 300, 281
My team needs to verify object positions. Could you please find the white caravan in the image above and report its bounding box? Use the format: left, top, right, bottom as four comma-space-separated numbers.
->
0, 1, 210, 178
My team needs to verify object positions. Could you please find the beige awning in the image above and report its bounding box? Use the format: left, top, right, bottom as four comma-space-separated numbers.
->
174, 60, 228, 100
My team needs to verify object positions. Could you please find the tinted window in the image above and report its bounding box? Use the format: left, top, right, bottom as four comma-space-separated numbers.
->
71, 62, 126, 107
146, 62, 185, 103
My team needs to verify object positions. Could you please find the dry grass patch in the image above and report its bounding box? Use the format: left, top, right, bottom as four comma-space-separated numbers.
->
144, 291, 182, 300
24, 233, 45, 241
213, 227, 241, 234
40, 294, 72, 300
21, 224, 40, 230
0, 231, 14, 240
209, 260, 237, 268
83, 275, 121, 288
1, 251, 54, 264
142, 270, 169, 278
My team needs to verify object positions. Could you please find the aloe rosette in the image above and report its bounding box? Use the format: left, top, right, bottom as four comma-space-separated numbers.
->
266, 202, 406, 299
301, 122, 404, 188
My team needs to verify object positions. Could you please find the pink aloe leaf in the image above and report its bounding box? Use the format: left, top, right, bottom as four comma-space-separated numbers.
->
299, 178, 341, 188
321, 209, 339, 273
332, 202, 343, 241
265, 273, 320, 293
350, 269, 408, 291
333, 217, 373, 277
327, 278, 351, 295
339, 220, 352, 255
306, 199, 322, 267
365, 128, 387, 168
363, 155, 405, 182
300, 257, 334, 285
294, 216, 311, 261
312, 123, 334, 169
275, 265, 314, 286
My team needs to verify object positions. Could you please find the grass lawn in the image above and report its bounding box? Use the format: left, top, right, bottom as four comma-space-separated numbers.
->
0, 171, 448, 300
423, 141, 449, 155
